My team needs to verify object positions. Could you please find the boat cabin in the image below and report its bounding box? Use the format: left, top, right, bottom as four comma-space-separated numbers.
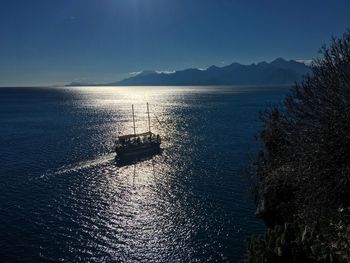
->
116, 131, 160, 148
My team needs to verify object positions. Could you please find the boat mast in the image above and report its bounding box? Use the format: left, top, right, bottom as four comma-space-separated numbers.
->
147, 103, 151, 134
132, 104, 136, 136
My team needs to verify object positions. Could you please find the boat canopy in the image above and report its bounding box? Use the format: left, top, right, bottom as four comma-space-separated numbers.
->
118, 131, 154, 140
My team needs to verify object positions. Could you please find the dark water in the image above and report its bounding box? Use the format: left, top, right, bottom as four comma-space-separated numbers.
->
0, 86, 287, 262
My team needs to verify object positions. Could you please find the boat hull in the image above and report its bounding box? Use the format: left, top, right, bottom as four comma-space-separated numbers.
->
115, 142, 161, 163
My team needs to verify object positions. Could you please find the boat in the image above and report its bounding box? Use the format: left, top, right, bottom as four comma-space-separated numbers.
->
115, 103, 161, 162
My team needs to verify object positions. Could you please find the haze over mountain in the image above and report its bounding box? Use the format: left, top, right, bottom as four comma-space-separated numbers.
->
67, 58, 311, 87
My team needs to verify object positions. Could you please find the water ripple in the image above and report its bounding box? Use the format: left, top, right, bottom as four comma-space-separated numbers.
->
0, 86, 289, 262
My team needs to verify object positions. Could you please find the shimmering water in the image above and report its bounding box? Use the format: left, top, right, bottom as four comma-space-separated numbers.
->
0, 86, 287, 262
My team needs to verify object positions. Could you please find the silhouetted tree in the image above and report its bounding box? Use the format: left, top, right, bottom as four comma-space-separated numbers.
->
246, 30, 350, 262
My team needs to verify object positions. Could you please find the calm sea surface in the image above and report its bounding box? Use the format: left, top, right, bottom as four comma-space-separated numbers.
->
0, 86, 288, 262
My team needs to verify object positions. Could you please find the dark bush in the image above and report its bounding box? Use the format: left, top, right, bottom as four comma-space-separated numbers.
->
246, 30, 350, 261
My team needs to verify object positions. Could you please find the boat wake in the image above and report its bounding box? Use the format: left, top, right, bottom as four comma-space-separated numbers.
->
40, 153, 116, 179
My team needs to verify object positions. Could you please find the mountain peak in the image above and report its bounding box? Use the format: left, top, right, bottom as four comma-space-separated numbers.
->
271, 57, 288, 64
228, 62, 241, 67
207, 65, 220, 70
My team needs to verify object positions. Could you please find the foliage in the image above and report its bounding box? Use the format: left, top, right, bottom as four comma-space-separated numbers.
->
243, 218, 350, 263
246, 30, 350, 262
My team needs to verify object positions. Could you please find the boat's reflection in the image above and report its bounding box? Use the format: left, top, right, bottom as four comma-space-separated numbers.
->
113, 150, 160, 188
130, 158, 157, 187
113, 148, 163, 167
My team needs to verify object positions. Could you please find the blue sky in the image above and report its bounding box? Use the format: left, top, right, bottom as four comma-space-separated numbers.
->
0, 0, 349, 86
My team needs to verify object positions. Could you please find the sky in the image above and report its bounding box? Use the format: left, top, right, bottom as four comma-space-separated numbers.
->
0, 0, 349, 86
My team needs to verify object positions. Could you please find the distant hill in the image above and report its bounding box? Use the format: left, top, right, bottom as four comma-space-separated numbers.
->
66, 58, 311, 87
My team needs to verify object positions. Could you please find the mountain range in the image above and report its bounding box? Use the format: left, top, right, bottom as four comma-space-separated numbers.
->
66, 58, 311, 87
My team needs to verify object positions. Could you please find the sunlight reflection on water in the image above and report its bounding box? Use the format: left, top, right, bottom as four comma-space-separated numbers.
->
0, 86, 288, 262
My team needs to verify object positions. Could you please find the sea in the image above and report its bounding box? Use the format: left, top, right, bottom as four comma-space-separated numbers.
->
0, 86, 288, 262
